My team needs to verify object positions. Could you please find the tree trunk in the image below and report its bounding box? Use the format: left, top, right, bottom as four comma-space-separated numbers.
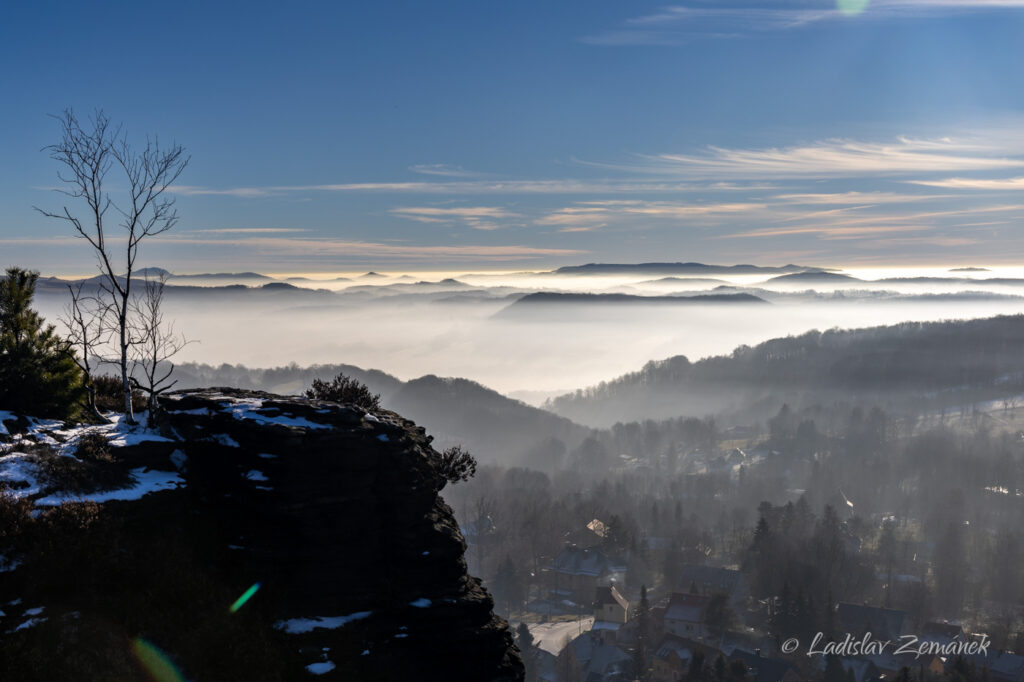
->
120, 310, 134, 423
85, 382, 110, 424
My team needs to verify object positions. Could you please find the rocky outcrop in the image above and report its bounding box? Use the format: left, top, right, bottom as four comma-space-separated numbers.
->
0, 389, 523, 681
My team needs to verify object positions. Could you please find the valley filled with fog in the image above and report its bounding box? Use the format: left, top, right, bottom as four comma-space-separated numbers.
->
32, 263, 1024, 405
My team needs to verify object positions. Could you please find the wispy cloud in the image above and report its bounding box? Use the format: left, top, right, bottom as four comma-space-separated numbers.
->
186, 227, 309, 234
168, 179, 772, 197
721, 224, 931, 240
775, 191, 947, 204
852, 235, 979, 248
721, 202, 1024, 240
886, 0, 1024, 7
409, 164, 484, 178
390, 206, 522, 231
164, 235, 583, 261
535, 200, 769, 231
908, 176, 1024, 190
0, 236, 84, 246
582, 1, 1024, 44
168, 185, 273, 198
584, 137, 1024, 179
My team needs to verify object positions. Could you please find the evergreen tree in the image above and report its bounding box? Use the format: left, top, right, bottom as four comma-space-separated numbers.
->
0, 267, 83, 418
714, 654, 727, 682
515, 622, 538, 682
491, 555, 522, 616
664, 540, 682, 586
634, 584, 651, 681
706, 592, 737, 638
728, 659, 750, 682
689, 650, 706, 680
934, 521, 968, 616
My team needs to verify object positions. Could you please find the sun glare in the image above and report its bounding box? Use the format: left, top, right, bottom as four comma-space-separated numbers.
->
837, 0, 870, 16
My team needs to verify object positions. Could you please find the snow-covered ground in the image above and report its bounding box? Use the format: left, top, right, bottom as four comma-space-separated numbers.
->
34, 467, 183, 506
0, 413, 183, 507
275, 611, 373, 634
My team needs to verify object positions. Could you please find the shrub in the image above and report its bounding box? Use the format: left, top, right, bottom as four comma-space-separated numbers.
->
0, 489, 34, 546
74, 431, 113, 463
437, 445, 477, 485
35, 439, 130, 494
305, 373, 381, 410
93, 375, 145, 413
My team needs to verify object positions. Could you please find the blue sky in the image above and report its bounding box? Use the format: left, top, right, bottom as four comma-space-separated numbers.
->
3, 0, 1024, 273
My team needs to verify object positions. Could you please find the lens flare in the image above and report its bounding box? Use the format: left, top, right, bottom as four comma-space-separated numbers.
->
837, 0, 870, 15
229, 582, 261, 613
132, 638, 187, 682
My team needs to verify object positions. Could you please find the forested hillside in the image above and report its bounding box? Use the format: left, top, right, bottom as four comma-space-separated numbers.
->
547, 315, 1024, 426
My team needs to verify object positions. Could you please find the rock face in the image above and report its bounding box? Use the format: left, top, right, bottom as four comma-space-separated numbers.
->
0, 389, 524, 681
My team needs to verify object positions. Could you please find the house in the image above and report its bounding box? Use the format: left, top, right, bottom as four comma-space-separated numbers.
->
664, 592, 711, 639
812, 657, 880, 682
548, 545, 625, 605
836, 602, 908, 639
535, 649, 558, 682
964, 650, 1024, 682
651, 634, 726, 682
556, 631, 632, 682
728, 650, 803, 682
594, 585, 629, 625
864, 651, 944, 678
651, 634, 694, 682
839, 658, 882, 682
914, 654, 947, 677
719, 631, 777, 658
920, 620, 964, 646
591, 585, 630, 643
677, 565, 749, 612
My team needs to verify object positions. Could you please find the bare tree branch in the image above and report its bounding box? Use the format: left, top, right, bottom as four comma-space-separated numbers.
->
60, 281, 113, 422
36, 109, 190, 423
129, 274, 192, 420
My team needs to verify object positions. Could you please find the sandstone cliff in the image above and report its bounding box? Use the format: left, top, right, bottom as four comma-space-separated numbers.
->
0, 389, 524, 681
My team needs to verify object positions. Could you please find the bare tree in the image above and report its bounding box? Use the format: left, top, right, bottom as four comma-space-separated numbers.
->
37, 109, 188, 423
60, 281, 111, 423
473, 496, 498, 578
130, 274, 189, 420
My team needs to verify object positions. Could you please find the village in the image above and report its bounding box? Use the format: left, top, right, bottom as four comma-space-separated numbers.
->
514, 544, 1012, 682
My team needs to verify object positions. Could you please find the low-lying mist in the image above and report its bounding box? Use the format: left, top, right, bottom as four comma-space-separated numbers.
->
31, 266, 1024, 404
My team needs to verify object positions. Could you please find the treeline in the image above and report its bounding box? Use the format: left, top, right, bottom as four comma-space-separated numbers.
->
173, 361, 403, 398
546, 315, 1024, 426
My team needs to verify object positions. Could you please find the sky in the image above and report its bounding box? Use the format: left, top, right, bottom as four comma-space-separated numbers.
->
3, 0, 1024, 274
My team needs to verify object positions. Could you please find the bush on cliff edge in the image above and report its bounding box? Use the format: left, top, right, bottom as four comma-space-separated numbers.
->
305, 372, 381, 410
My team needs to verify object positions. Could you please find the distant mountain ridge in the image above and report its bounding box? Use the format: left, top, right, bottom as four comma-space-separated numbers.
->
768, 271, 859, 283
170, 271, 273, 280
553, 262, 829, 276
502, 291, 767, 307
